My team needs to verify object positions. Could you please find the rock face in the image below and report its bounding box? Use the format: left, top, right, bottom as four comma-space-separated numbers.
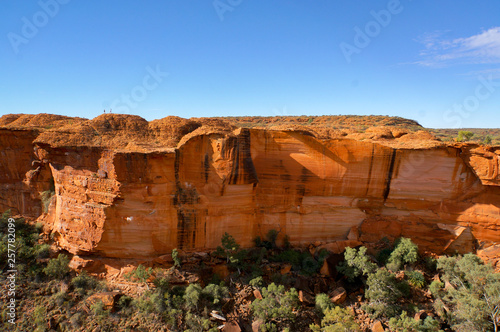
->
1, 114, 500, 258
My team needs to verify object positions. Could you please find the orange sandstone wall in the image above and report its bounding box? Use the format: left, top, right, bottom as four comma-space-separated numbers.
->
1, 127, 500, 258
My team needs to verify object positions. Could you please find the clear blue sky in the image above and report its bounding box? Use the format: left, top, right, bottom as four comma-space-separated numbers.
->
1, 1, 499, 128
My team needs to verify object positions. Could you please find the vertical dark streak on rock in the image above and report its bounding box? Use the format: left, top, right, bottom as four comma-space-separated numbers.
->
204, 154, 209, 183
383, 149, 397, 201
365, 145, 375, 196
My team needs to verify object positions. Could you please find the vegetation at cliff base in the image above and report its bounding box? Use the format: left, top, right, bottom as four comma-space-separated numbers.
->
2, 218, 500, 331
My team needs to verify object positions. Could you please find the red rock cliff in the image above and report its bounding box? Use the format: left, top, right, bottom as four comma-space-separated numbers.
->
1, 114, 499, 258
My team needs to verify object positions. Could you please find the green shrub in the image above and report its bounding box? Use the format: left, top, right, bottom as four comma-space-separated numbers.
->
43, 254, 70, 279
172, 248, 181, 268
365, 269, 406, 318
388, 311, 440, 332
216, 232, 246, 272
428, 280, 444, 297
51, 291, 68, 306
315, 293, 334, 314
184, 283, 202, 310
436, 253, 500, 331
249, 276, 264, 288
71, 270, 98, 292
484, 135, 492, 145
125, 264, 152, 286
251, 283, 299, 326
387, 238, 418, 271
337, 246, 377, 281
255, 229, 280, 249
91, 300, 109, 322
310, 306, 361, 332
457, 130, 474, 142
301, 255, 320, 275
202, 283, 229, 305
133, 291, 164, 314
34, 243, 51, 259
406, 271, 426, 289
33, 305, 47, 328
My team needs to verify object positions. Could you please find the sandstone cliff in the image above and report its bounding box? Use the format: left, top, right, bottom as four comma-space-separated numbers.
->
1, 113, 499, 259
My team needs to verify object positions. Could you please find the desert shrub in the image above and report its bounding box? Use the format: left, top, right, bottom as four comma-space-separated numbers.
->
484, 135, 492, 145
310, 306, 360, 332
184, 283, 202, 310
271, 249, 303, 267
51, 291, 68, 306
251, 283, 299, 327
249, 276, 264, 288
216, 232, 246, 272
133, 291, 164, 314
125, 264, 152, 286
202, 283, 229, 305
315, 293, 334, 314
457, 130, 474, 142
0, 212, 47, 279
33, 305, 47, 330
153, 276, 170, 295
388, 311, 440, 332
172, 248, 181, 268
255, 229, 279, 249
387, 238, 418, 271
436, 253, 500, 332
301, 255, 320, 275
71, 270, 98, 292
364, 269, 407, 318
428, 280, 444, 297
337, 246, 377, 281
91, 300, 109, 322
34, 243, 51, 259
184, 312, 214, 332
406, 271, 426, 289
117, 295, 133, 309
43, 254, 70, 279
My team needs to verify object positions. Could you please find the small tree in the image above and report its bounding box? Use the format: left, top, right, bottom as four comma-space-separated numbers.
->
125, 264, 152, 289
364, 269, 407, 318
484, 135, 492, 145
457, 130, 474, 142
437, 254, 500, 332
311, 306, 361, 332
43, 254, 70, 279
388, 311, 440, 332
216, 232, 245, 273
337, 246, 377, 281
172, 248, 181, 268
251, 283, 299, 328
387, 238, 418, 271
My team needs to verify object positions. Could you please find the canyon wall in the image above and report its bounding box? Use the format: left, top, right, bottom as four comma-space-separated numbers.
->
1, 115, 500, 258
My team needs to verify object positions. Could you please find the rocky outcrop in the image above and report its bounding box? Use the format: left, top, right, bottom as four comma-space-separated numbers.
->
1, 114, 499, 259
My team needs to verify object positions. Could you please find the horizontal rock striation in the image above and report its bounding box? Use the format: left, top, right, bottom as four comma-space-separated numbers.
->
1, 114, 499, 258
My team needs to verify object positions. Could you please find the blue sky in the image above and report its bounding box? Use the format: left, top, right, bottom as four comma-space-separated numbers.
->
1, 1, 499, 128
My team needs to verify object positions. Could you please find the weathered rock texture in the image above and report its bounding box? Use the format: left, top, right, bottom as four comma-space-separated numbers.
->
1, 114, 500, 258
